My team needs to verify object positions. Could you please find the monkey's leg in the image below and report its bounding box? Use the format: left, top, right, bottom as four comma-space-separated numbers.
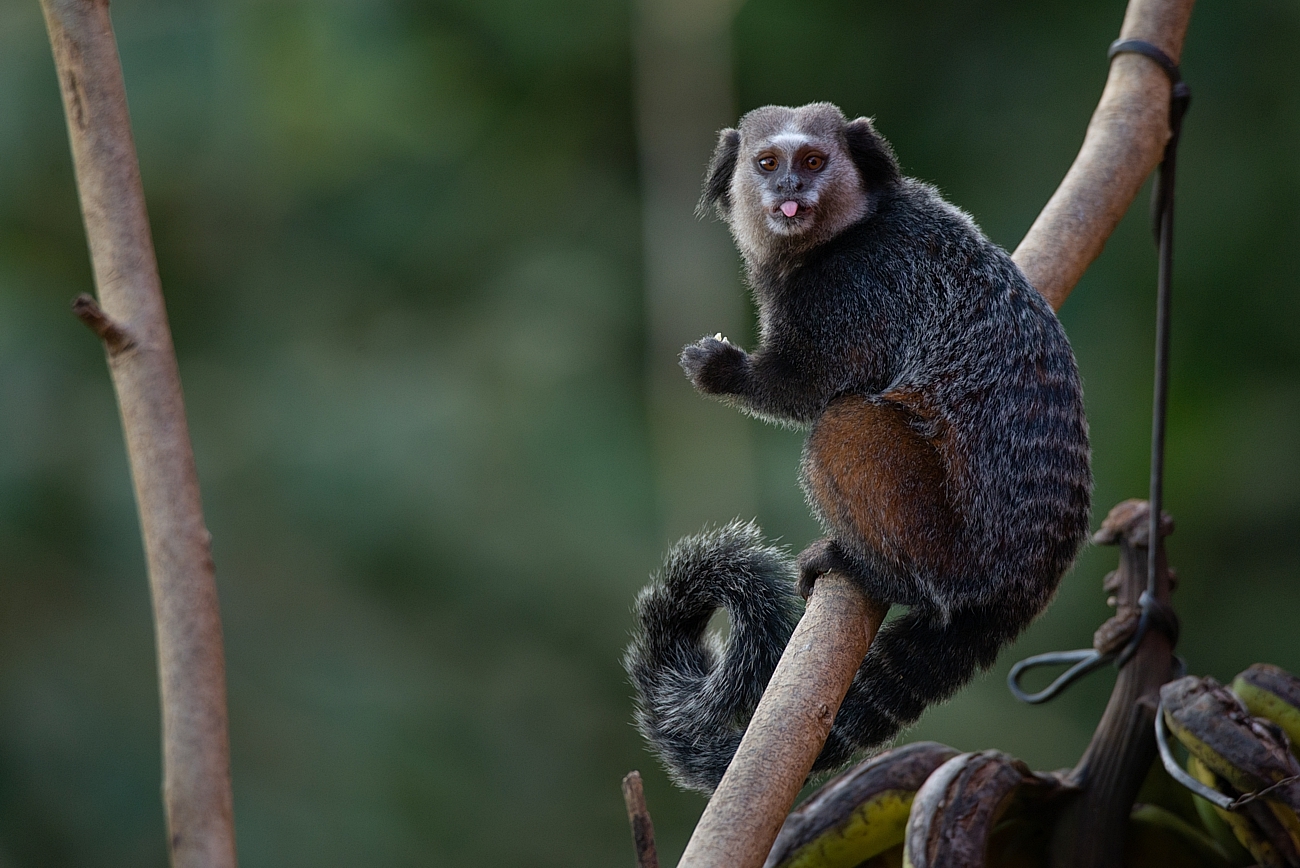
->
800, 392, 955, 596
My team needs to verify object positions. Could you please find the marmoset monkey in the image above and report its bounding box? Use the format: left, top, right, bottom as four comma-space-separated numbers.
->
625, 103, 1092, 793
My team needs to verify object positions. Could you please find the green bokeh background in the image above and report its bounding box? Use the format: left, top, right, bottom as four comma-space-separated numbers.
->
1, 0, 1297, 865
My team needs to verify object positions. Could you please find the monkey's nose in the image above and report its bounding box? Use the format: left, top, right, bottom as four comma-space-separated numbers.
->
776, 175, 803, 194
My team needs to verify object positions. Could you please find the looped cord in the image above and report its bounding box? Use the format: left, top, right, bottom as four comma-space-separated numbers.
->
1008, 648, 1114, 705
1114, 589, 1181, 668
1007, 596, 1180, 704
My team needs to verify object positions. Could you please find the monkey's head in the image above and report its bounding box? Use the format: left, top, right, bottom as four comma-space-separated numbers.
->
699, 103, 899, 262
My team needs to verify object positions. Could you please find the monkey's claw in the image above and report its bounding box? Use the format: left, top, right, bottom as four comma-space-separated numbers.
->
796, 537, 855, 599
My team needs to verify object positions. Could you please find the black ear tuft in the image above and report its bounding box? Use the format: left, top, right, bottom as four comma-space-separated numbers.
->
844, 117, 900, 190
697, 128, 740, 217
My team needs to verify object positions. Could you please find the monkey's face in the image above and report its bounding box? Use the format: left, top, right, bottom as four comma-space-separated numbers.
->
749, 137, 835, 236
729, 105, 871, 257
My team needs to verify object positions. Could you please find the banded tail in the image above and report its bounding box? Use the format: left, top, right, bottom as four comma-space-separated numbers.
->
625, 521, 1041, 793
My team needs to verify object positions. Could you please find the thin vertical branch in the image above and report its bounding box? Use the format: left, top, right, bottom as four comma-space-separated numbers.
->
622, 771, 661, 868
40, 1, 237, 866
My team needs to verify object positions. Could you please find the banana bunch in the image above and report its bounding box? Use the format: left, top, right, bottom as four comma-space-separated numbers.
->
764, 745, 1067, 868
1161, 669, 1300, 867
760, 664, 1300, 868
765, 741, 1234, 868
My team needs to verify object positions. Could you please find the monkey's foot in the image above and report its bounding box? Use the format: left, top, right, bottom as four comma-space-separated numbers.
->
795, 537, 856, 599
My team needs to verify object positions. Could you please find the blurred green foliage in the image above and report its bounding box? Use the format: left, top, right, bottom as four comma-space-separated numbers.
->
1, 0, 1298, 865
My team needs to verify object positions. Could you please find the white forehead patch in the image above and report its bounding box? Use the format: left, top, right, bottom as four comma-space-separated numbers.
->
766, 130, 811, 152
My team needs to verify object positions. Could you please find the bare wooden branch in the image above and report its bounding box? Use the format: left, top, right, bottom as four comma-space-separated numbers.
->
1013, 0, 1195, 311
677, 573, 888, 868
622, 771, 661, 868
39, 2, 237, 866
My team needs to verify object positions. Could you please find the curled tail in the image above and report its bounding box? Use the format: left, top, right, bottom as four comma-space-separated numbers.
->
627, 522, 1043, 792
624, 520, 801, 793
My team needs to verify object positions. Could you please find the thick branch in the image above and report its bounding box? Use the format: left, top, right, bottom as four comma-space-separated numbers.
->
1013, 0, 1195, 311
40, 2, 237, 866
677, 574, 887, 868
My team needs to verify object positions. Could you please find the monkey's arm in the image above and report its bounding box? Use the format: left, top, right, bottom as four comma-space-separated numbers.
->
680, 335, 827, 423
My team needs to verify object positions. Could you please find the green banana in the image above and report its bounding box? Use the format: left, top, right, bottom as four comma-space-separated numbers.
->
902, 750, 1065, 868
1233, 665, 1300, 755
763, 741, 959, 868
1125, 803, 1236, 868
1161, 676, 1300, 810
854, 843, 903, 868
1138, 743, 1203, 826
1188, 766, 1253, 865
1189, 754, 1281, 867
1163, 676, 1300, 867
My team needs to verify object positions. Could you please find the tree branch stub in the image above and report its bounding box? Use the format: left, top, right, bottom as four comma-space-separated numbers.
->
623, 771, 661, 868
72, 292, 136, 355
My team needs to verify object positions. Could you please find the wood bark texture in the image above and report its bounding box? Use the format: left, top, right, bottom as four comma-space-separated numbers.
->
677, 574, 887, 868
674, 0, 1194, 865
39, 1, 238, 866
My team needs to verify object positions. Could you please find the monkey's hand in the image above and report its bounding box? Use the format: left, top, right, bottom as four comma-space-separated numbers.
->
680, 334, 750, 396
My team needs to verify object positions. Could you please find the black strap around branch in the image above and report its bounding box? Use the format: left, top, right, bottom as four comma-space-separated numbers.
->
1009, 40, 1190, 706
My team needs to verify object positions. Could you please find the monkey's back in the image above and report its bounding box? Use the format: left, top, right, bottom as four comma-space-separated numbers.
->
789, 180, 1092, 614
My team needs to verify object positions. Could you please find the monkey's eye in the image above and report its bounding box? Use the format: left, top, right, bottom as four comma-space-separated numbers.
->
804, 154, 826, 172
757, 155, 778, 172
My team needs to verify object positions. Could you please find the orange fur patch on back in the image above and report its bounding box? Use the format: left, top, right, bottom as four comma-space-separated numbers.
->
803, 392, 956, 574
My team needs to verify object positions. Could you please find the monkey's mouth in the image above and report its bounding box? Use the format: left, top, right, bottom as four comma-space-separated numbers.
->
775, 200, 810, 219
768, 200, 814, 233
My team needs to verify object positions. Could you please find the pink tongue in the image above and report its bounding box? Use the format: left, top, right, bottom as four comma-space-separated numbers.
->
780, 201, 799, 217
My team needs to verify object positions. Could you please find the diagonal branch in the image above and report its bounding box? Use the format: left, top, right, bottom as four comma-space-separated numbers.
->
1014, 0, 1195, 312
39, 1, 237, 866
674, 0, 1194, 865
